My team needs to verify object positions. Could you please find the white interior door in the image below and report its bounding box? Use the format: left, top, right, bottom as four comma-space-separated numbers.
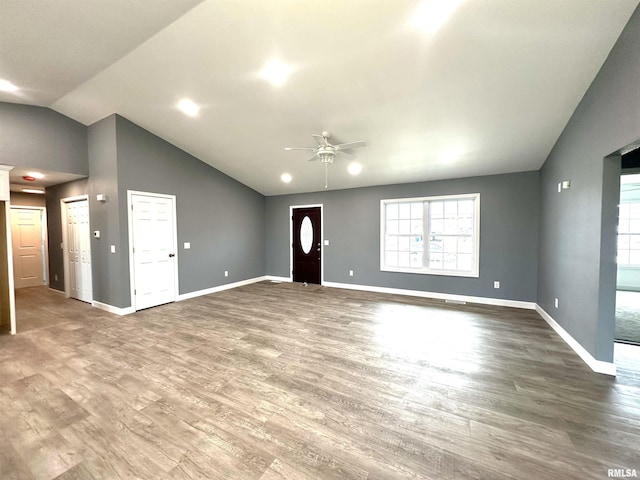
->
130, 192, 177, 310
11, 207, 46, 289
65, 199, 92, 303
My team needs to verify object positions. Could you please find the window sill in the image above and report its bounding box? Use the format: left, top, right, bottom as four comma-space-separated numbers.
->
381, 266, 479, 278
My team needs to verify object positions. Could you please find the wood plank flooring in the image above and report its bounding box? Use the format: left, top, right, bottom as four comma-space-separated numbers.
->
1, 282, 639, 480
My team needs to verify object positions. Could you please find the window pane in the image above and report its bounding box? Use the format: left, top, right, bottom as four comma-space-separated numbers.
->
457, 254, 473, 271
398, 236, 411, 251
619, 218, 630, 234
618, 250, 630, 264
385, 235, 398, 250
386, 203, 399, 220
620, 203, 630, 218
630, 203, 640, 217
443, 253, 457, 270
431, 219, 443, 235
411, 202, 423, 219
630, 250, 640, 265
385, 251, 398, 267
398, 251, 411, 267
387, 220, 399, 234
459, 237, 474, 253
399, 203, 411, 219
630, 219, 640, 233
411, 235, 423, 252
411, 220, 423, 235
631, 235, 640, 249
458, 217, 473, 234
399, 219, 411, 234
430, 202, 443, 218
429, 253, 443, 269
410, 251, 422, 267
443, 237, 457, 253
458, 200, 474, 216
429, 238, 444, 253
444, 201, 457, 217
444, 219, 457, 233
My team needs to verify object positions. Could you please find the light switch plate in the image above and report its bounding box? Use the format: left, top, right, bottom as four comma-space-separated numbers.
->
184, 242, 191, 249
110, 245, 116, 253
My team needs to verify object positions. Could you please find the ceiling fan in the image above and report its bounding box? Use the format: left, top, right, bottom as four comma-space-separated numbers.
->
284, 131, 366, 188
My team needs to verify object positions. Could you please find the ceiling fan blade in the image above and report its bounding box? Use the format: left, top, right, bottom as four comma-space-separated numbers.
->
284, 147, 316, 151
335, 141, 366, 150
336, 149, 356, 158
312, 134, 328, 146
307, 154, 319, 162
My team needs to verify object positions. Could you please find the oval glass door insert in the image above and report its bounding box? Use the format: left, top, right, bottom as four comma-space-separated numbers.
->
300, 216, 313, 254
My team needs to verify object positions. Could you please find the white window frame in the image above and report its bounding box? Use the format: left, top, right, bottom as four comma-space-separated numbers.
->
617, 200, 640, 267
380, 193, 480, 277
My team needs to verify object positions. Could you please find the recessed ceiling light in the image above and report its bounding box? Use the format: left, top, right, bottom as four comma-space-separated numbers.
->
348, 163, 362, 175
177, 99, 200, 117
26, 171, 44, 179
438, 148, 463, 163
0, 79, 18, 92
22, 188, 44, 194
259, 59, 294, 87
281, 173, 292, 183
411, 0, 464, 34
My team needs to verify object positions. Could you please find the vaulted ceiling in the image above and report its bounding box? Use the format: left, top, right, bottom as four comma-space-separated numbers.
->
1, 0, 638, 195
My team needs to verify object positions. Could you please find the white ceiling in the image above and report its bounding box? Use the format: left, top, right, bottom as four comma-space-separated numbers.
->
1, 0, 638, 195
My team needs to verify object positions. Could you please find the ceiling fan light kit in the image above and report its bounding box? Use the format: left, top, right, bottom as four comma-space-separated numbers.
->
284, 131, 366, 188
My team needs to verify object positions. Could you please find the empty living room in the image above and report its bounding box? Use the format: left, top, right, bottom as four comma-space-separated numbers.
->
0, 1, 639, 479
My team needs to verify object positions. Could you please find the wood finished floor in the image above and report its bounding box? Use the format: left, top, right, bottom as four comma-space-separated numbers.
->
1, 283, 639, 480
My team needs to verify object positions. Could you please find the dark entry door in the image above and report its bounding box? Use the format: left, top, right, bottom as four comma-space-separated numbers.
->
292, 207, 321, 284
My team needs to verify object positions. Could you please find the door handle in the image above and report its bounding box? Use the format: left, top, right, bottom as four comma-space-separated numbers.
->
169, 253, 175, 258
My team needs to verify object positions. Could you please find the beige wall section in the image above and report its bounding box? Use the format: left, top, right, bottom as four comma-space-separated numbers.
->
10, 192, 46, 208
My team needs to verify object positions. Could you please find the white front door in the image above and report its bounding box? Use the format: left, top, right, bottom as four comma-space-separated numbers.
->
65, 199, 92, 303
130, 192, 177, 310
11, 207, 46, 289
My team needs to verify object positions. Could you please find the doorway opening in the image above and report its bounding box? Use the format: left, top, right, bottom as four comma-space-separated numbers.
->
290, 204, 323, 285
616, 170, 640, 346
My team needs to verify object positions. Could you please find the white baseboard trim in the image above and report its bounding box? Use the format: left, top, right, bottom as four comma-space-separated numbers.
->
322, 281, 536, 310
265, 276, 292, 283
535, 305, 616, 376
92, 301, 135, 316
177, 276, 269, 301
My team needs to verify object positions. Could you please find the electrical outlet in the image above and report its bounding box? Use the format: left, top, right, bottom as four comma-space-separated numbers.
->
349, 270, 354, 277
554, 298, 559, 308
224, 271, 228, 277
110, 245, 116, 253
494, 281, 500, 289
184, 242, 191, 249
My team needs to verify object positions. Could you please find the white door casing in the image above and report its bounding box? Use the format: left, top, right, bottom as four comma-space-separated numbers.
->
128, 191, 178, 311
61, 197, 92, 303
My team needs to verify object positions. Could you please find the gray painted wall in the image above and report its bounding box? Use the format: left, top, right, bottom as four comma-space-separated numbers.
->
115, 116, 266, 299
10, 192, 46, 208
0, 102, 88, 175
266, 171, 539, 302
87, 116, 127, 307
45, 178, 89, 292
538, 5, 640, 362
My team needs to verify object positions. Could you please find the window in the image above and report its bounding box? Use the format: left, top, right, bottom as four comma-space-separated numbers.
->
618, 201, 640, 266
380, 193, 480, 277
